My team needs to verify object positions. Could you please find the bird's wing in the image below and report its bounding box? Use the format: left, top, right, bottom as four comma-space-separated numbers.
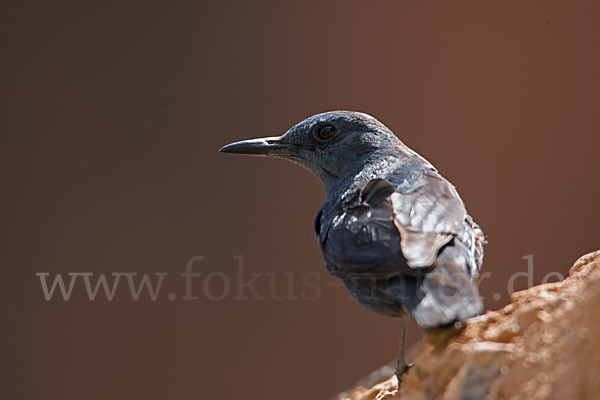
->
321, 171, 469, 277
319, 179, 407, 278
390, 171, 467, 268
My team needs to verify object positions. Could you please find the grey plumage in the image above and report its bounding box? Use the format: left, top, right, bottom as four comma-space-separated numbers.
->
220, 111, 484, 328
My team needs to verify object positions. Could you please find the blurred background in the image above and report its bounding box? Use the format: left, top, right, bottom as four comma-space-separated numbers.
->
1, 1, 599, 399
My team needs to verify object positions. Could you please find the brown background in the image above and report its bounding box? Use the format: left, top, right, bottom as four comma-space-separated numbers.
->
1, 1, 599, 399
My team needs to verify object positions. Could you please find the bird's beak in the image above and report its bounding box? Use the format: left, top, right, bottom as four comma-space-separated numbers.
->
219, 136, 297, 157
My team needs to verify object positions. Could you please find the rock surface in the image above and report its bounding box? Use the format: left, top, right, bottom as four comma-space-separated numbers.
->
336, 250, 600, 400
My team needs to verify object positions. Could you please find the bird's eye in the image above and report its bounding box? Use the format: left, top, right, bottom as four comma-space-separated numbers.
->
315, 124, 336, 142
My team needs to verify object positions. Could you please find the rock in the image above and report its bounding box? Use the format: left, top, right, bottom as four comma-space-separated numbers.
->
335, 250, 600, 400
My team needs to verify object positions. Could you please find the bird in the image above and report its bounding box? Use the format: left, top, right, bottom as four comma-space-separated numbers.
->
219, 111, 485, 386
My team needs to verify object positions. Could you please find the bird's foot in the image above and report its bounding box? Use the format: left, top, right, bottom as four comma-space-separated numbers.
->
395, 361, 414, 389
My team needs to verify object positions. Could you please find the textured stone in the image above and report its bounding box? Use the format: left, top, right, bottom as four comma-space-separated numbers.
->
336, 250, 600, 400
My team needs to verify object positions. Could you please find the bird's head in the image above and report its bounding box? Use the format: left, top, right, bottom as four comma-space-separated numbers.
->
219, 111, 404, 188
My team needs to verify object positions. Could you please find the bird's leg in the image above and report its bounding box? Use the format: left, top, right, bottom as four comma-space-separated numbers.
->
395, 315, 412, 388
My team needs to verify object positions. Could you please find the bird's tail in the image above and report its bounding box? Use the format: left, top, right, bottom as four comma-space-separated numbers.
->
389, 243, 483, 328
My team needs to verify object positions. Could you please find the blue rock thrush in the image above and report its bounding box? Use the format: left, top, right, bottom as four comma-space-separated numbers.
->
219, 111, 485, 385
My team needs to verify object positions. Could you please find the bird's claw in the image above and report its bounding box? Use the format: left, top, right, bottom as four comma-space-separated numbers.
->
395, 362, 414, 388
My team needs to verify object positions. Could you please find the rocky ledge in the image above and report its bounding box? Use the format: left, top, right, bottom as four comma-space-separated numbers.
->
336, 250, 600, 400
